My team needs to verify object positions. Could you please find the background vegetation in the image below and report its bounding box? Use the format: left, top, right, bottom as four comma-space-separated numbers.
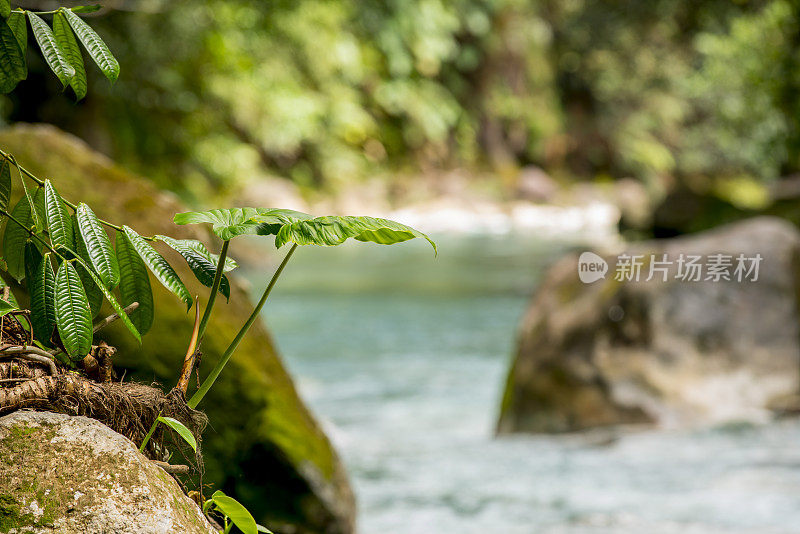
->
5, 0, 799, 209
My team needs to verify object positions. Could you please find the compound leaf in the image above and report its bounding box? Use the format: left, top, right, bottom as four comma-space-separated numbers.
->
173, 208, 310, 241
274, 215, 437, 254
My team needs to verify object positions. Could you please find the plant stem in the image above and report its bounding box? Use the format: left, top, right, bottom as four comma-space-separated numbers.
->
188, 243, 298, 409
139, 412, 161, 452
0, 207, 61, 259
196, 240, 229, 343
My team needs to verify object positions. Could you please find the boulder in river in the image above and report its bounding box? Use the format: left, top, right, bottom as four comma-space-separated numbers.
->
498, 216, 800, 433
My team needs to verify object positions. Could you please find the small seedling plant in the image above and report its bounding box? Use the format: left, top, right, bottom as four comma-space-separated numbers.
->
0, 3, 436, 533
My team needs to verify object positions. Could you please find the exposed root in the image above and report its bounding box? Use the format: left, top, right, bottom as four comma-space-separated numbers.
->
0, 313, 206, 471
0, 372, 207, 463
0, 360, 50, 380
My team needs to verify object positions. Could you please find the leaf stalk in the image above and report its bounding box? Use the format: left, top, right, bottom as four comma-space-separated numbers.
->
188, 243, 298, 409
196, 240, 229, 343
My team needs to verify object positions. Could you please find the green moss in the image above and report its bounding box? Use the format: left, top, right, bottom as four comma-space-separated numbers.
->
0, 493, 33, 531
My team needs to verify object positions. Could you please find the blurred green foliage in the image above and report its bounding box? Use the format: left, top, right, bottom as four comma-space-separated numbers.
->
5, 0, 800, 199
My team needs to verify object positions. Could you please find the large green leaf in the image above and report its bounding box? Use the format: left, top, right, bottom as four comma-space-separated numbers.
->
274, 215, 437, 253
115, 230, 154, 335
71, 215, 103, 317
7, 11, 26, 56
65, 245, 141, 343
54, 261, 92, 359
173, 208, 311, 241
61, 8, 119, 83
157, 416, 196, 452
27, 12, 75, 87
44, 180, 75, 251
0, 158, 11, 215
3, 189, 45, 281
179, 239, 238, 272
156, 236, 230, 300
122, 226, 191, 309
210, 491, 258, 534
0, 18, 25, 93
53, 11, 87, 100
76, 203, 119, 289
25, 243, 56, 345
0, 278, 18, 307
0, 298, 17, 318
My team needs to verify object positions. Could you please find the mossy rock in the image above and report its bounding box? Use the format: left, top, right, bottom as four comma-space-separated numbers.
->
0, 124, 355, 534
498, 217, 800, 434
0, 410, 217, 533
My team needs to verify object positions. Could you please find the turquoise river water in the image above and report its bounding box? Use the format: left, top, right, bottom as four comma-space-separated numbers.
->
247, 234, 800, 534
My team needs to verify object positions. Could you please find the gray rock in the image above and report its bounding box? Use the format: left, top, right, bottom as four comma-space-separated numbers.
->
0, 411, 217, 533
498, 217, 800, 433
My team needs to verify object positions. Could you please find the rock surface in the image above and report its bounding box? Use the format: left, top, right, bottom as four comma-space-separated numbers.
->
0, 411, 216, 533
498, 217, 800, 433
0, 124, 354, 534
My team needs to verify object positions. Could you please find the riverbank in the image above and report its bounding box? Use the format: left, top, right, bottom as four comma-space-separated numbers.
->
231, 167, 644, 241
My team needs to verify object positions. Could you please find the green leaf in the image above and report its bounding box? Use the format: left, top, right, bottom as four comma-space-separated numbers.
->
256, 525, 273, 533
122, 226, 191, 309
76, 203, 119, 289
210, 491, 258, 534
0, 158, 11, 214
71, 6, 102, 14
115, 230, 154, 335
173, 208, 311, 241
7, 11, 26, 55
72, 215, 103, 317
61, 8, 118, 83
3, 189, 45, 281
25, 244, 56, 345
53, 11, 87, 100
54, 261, 92, 359
27, 12, 75, 87
64, 245, 141, 343
274, 216, 437, 253
0, 278, 18, 307
44, 180, 75, 251
156, 236, 230, 300
156, 416, 196, 452
0, 18, 25, 94
177, 239, 238, 272
0, 1, 10, 19
0, 298, 17, 318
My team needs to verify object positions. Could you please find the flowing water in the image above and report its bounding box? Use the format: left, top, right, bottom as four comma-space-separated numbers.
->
247, 234, 800, 534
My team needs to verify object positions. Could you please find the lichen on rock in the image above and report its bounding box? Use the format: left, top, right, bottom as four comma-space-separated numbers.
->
0, 410, 217, 533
